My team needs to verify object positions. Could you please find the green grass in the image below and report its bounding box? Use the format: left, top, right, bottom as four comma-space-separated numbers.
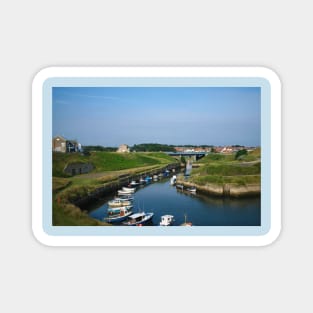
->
53, 200, 110, 226
190, 149, 261, 186
53, 151, 177, 177
52, 151, 178, 226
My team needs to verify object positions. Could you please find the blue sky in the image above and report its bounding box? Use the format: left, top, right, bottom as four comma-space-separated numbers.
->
52, 87, 261, 146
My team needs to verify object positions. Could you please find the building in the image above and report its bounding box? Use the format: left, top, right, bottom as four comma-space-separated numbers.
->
64, 162, 94, 176
52, 136, 67, 153
52, 136, 82, 153
117, 144, 130, 153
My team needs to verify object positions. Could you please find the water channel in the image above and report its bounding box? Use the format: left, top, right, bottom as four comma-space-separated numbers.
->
87, 176, 261, 226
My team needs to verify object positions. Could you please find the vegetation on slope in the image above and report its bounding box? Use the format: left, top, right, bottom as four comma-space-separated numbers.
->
190, 149, 261, 186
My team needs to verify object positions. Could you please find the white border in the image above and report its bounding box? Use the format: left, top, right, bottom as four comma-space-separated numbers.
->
32, 67, 281, 246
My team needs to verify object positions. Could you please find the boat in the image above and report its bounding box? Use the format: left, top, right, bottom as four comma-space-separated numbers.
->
160, 215, 175, 226
158, 173, 163, 178
116, 194, 134, 201
145, 176, 152, 183
139, 177, 146, 184
122, 187, 136, 193
186, 187, 196, 193
176, 184, 184, 190
170, 175, 177, 185
118, 189, 133, 195
130, 180, 140, 187
181, 214, 192, 226
105, 206, 133, 223
108, 199, 132, 207
153, 175, 158, 181
122, 212, 154, 226
108, 205, 133, 214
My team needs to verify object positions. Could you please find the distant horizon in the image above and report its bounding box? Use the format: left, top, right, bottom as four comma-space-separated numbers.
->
53, 138, 259, 148
53, 87, 261, 147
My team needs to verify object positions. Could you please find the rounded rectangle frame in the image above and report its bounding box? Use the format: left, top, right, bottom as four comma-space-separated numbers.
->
32, 66, 281, 246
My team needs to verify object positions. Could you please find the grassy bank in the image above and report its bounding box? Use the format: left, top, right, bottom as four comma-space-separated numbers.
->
52, 151, 179, 225
53, 151, 175, 177
189, 149, 261, 187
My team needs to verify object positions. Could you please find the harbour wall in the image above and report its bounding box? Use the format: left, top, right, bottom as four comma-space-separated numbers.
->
73, 163, 181, 208
176, 179, 260, 198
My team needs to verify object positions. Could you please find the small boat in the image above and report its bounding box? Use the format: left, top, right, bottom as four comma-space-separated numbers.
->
153, 175, 158, 181
176, 184, 184, 190
108, 205, 133, 213
118, 189, 133, 195
158, 173, 163, 178
145, 176, 152, 183
116, 194, 134, 201
108, 199, 132, 207
130, 180, 140, 187
186, 187, 196, 193
122, 187, 136, 193
139, 177, 146, 184
160, 215, 175, 226
170, 175, 177, 185
181, 214, 192, 226
122, 212, 154, 226
105, 206, 133, 223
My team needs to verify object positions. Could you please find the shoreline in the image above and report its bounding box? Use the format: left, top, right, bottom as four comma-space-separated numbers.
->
176, 179, 260, 198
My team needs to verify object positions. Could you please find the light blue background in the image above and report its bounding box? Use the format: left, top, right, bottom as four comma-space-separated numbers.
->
43, 77, 270, 236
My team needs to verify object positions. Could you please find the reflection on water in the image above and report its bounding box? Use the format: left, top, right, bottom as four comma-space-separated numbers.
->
88, 177, 261, 226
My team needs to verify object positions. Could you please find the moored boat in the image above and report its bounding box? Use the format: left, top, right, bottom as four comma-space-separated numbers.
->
186, 187, 196, 193
181, 214, 192, 226
122, 212, 154, 226
122, 186, 136, 193
160, 215, 175, 226
108, 199, 132, 207
170, 175, 177, 185
176, 184, 184, 190
118, 189, 133, 195
153, 175, 158, 181
105, 206, 133, 223
130, 180, 140, 187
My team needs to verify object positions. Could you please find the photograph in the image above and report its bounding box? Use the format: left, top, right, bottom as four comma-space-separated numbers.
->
52, 86, 261, 227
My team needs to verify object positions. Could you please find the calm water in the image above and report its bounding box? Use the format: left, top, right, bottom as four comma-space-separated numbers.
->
88, 176, 261, 226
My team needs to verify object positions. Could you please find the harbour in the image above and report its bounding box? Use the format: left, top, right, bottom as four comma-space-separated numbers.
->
86, 174, 261, 226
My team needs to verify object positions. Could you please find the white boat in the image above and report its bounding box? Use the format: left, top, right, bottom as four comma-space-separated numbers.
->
170, 175, 177, 185
139, 177, 146, 184
105, 206, 133, 223
153, 175, 158, 181
122, 187, 136, 193
108, 199, 132, 207
108, 205, 133, 213
186, 187, 196, 193
160, 215, 175, 226
116, 194, 134, 200
122, 212, 154, 226
118, 189, 133, 195
130, 180, 140, 187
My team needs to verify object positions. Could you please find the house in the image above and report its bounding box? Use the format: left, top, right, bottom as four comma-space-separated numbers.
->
52, 136, 67, 153
117, 144, 130, 153
52, 136, 82, 153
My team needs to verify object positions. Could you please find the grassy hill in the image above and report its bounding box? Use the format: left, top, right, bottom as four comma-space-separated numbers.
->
53, 151, 176, 177
190, 149, 261, 186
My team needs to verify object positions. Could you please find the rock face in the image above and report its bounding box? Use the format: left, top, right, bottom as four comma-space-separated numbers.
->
177, 180, 260, 197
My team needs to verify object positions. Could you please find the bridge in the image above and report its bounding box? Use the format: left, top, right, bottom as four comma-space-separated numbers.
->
165, 151, 209, 160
